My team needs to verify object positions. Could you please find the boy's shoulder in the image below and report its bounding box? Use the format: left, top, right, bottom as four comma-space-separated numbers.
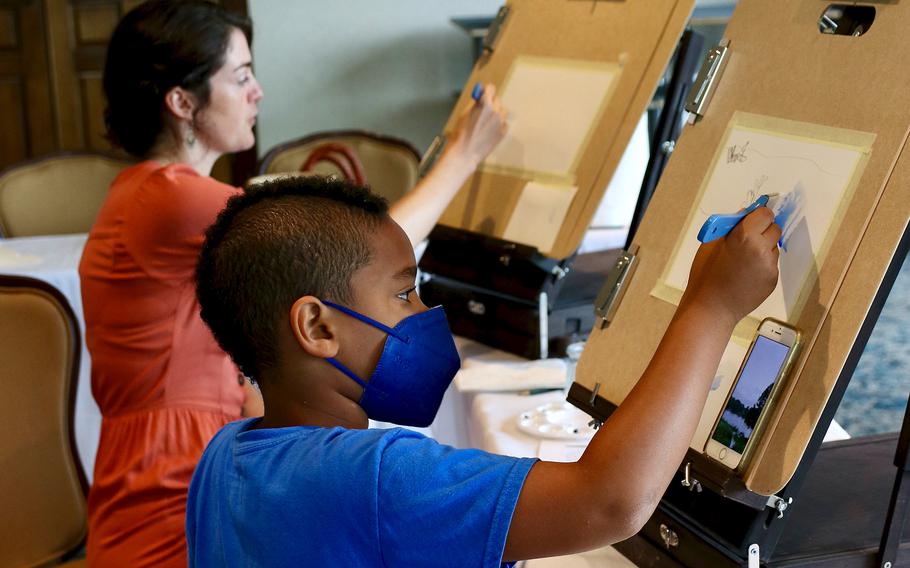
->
189, 420, 537, 567
200, 418, 431, 465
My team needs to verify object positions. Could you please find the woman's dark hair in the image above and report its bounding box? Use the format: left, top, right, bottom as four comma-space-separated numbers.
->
103, 0, 252, 157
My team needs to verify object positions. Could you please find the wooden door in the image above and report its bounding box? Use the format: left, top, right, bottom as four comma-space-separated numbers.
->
0, 0, 254, 184
44, 0, 139, 153
0, 0, 57, 169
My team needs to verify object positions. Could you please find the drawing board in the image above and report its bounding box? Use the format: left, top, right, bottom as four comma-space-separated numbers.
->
435, 0, 696, 259
653, 112, 875, 342
571, 0, 910, 496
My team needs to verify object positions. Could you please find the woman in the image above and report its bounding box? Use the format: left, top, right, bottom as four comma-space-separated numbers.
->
79, 1, 507, 566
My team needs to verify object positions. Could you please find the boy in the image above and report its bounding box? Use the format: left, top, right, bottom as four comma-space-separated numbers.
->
188, 176, 780, 566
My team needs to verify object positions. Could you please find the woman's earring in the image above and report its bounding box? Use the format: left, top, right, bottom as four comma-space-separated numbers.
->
186, 128, 196, 148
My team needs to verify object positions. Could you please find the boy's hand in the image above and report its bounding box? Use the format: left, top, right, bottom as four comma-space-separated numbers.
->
446, 83, 509, 167
681, 207, 781, 326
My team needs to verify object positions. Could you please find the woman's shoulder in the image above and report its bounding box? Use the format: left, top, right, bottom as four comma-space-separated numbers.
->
108, 161, 241, 248
116, 160, 236, 193
116, 160, 240, 214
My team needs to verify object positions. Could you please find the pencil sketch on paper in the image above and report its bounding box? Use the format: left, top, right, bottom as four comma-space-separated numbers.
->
657, 113, 873, 323
480, 56, 620, 182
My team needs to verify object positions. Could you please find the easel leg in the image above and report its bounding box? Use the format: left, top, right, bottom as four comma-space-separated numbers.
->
877, 390, 910, 566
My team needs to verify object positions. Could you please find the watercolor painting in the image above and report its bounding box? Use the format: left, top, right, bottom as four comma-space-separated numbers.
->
655, 112, 875, 324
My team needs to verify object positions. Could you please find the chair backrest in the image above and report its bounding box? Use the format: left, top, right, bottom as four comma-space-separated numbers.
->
258, 130, 421, 203
0, 152, 132, 238
300, 142, 367, 186
0, 276, 87, 567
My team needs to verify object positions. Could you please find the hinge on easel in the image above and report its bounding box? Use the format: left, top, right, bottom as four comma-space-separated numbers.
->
482, 5, 511, 54
684, 39, 731, 124
766, 494, 793, 519
593, 244, 639, 329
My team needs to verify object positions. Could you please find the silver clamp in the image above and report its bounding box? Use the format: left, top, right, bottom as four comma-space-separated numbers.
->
417, 136, 446, 177
766, 494, 793, 519
685, 39, 730, 124
594, 245, 639, 329
680, 462, 702, 493
482, 5, 510, 54
586, 382, 604, 430
551, 264, 570, 280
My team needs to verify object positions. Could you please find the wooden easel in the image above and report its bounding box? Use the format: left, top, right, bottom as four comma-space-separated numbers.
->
568, 0, 910, 563
431, 0, 696, 260
419, 0, 697, 359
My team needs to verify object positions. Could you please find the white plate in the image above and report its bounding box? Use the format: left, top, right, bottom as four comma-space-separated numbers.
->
517, 401, 598, 440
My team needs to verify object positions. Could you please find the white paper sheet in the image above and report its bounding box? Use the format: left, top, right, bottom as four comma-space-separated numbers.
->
501, 181, 578, 254
658, 113, 873, 323
482, 56, 620, 181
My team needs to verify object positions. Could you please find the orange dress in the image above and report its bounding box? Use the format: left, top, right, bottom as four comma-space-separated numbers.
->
79, 161, 245, 567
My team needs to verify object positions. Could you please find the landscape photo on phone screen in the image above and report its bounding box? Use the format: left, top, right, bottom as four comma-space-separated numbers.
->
712, 336, 789, 453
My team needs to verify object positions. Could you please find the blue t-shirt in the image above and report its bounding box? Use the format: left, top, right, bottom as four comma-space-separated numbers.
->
186, 418, 537, 567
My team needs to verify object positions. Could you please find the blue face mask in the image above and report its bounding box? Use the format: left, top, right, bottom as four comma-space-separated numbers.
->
321, 300, 461, 427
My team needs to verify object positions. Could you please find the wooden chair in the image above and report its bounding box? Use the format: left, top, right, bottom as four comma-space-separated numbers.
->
0, 152, 132, 238
0, 276, 88, 567
256, 130, 421, 203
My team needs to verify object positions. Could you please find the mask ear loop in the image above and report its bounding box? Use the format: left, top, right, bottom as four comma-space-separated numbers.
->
321, 299, 409, 343
321, 299, 410, 389
324, 357, 369, 389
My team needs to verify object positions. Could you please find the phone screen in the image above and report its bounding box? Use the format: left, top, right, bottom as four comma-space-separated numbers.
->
711, 336, 790, 453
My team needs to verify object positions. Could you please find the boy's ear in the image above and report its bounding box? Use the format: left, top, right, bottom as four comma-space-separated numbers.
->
289, 296, 340, 359
163, 86, 197, 123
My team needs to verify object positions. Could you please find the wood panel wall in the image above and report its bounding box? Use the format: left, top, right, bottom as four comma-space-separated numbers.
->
0, 0, 254, 185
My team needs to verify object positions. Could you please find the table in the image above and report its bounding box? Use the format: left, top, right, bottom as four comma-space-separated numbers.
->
440, 338, 634, 566
0, 234, 99, 482
446, 336, 851, 567
447, 337, 849, 458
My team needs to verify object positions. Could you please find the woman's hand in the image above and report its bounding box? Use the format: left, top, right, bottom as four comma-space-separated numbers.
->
388, 83, 508, 245
445, 83, 509, 168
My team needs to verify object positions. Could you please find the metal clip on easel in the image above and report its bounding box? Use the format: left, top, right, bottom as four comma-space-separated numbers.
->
593, 245, 639, 329
418, 6, 510, 178
685, 39, 730, 124
680, 462, 702, 493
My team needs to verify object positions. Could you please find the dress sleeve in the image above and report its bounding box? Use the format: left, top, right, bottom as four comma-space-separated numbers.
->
377, 432, 536, 568
122, 165, 240, 282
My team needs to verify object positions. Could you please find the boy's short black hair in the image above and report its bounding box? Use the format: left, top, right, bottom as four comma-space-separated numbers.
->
196, 176, 389, 382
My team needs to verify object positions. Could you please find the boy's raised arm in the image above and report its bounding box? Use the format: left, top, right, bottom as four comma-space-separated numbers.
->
504, 207, 782, 560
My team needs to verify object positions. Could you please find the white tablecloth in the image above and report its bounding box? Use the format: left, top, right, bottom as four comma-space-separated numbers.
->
0, 234, 100, 482
450, 337, 850, 460
449, 336, 852, 568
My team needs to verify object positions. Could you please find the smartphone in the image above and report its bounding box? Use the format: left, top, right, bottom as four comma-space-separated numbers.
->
704, 318, 800, 471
